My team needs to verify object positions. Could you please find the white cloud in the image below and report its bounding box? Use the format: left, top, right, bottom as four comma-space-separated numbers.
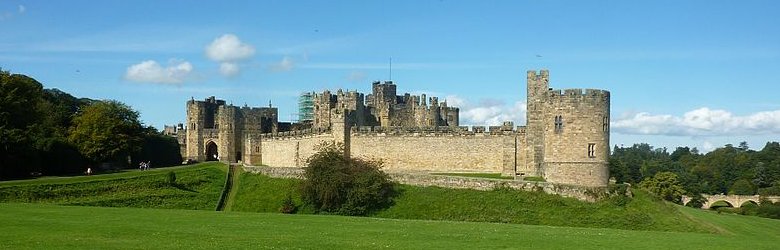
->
125, 59, 193, 84
269, 56, 294, 72
612, 107, 780, 136
18, 5, 25, 14
205, 34, 255, 62
219, 62, 240, 77
446, 95, 526, 126
205, 34, 255, 76
346, 71, 366, 82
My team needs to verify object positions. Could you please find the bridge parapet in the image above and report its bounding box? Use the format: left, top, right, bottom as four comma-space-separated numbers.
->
682, 194, 780, 209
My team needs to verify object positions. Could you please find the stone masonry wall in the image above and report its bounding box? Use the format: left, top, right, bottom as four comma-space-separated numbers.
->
350, 132, 512, 173
260, 133, 336, 168
242, 165, 602, 202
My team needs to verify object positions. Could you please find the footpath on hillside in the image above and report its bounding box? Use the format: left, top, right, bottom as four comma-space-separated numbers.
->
216, 164, 239, 211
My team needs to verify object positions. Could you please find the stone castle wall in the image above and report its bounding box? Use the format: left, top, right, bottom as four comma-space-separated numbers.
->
259, 132, 335, 168
242, 165, 603, 202
350, 131, 512, 173
254, 126, 519, 175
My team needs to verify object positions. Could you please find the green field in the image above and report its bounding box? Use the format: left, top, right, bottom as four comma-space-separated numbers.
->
1, 164, 779, 248
0, 162, 226, 210
227, 171, 709, 232
0, 202, 777, 249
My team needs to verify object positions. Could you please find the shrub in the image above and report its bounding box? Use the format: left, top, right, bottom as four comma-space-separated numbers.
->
167, 171, 177, 186
279, 195, 297, 214
684, 193, 706, 208
639, 172, 685, 204
300, 142, 396, 216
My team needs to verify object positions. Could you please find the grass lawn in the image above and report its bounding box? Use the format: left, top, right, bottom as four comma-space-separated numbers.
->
1, 202, 778, 249
228, 172, 711, 233
0, 162, 226, 210
227, 170, 303, 213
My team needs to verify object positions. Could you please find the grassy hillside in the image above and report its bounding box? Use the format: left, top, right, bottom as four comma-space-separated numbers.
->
1, 202, 778, 249
228, 172, 711, 233
375, 185, 709, 233
0, 162, 226, 210
227, 169, 302, 213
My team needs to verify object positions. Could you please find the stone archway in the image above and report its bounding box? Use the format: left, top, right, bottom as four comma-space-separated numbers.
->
206, 141, 218, 161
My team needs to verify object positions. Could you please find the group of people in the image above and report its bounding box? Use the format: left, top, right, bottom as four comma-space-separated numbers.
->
139, 161, 152, 171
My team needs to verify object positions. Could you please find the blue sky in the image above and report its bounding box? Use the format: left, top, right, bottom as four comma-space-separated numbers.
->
2, 0, 779, 152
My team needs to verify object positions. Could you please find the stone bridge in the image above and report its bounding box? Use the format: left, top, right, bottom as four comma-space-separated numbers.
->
682, 194, 780, 209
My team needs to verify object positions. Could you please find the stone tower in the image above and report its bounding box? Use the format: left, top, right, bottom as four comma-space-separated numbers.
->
525, 70, 549, 177
523, 70, 611, 187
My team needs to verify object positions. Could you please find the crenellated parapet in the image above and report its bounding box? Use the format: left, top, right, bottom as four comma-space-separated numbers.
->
350, 123, 520, 137
546, 88, 610, 105
259, 127, 331, 140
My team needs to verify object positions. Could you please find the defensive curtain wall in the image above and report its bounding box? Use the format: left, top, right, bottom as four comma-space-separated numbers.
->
179, 69, 611, 191
243, 165, 606, 202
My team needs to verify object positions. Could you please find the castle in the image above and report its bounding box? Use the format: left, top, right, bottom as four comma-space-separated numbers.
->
174, 69, 611, 187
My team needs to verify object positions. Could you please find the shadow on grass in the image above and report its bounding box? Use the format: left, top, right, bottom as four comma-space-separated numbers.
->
172, 183, 198, 193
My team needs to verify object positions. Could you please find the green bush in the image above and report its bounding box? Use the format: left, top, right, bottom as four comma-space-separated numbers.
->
684, 193, 706, 208
639, 172, 686, 204
167, 171, 177, 186
279, 195, 297, 214
300, 142, 396, 216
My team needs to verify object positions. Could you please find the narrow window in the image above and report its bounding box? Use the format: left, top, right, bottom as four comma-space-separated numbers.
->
588, 143, 596, 158
554, 115, 563, 133
602, 116, 609, 132
254, 146, 260, 153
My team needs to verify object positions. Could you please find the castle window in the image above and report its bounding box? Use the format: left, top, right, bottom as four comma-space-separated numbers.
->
191, 123, 196, 130
588, 143, 596, 158
554, 115, 563, 133
602, 116, 609, 132
254, 146, 259, 153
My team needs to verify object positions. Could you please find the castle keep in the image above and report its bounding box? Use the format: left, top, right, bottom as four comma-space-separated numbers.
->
177, 69, 611, 187
309, 80, 459, 129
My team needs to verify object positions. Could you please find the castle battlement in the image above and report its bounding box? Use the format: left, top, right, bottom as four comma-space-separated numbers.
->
548, 88, 610, 98
350, 122, 518, 137
259, 127, 331, 139
527, 69, 549, 80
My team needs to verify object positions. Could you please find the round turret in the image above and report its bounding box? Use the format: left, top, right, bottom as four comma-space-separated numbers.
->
541, 88, 610, 186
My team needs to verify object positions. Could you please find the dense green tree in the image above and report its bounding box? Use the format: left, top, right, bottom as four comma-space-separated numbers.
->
729, 179, 756, 195
0, 71, 44, 178
131, 127, 183, 167
69, 100, 144, 165
301, 142, 395, 216
639, 172, 686, 203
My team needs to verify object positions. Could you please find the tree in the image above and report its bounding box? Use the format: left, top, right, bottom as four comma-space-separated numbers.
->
131, 126, 182, 168
68, 100, 144, 164
729, 179, 756, 195
300, 142, 395, 216
0, 71, 44, 178
640, 172, 686, 203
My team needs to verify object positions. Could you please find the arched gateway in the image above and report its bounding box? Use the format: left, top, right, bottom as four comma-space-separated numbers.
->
206, 141, 218, 161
